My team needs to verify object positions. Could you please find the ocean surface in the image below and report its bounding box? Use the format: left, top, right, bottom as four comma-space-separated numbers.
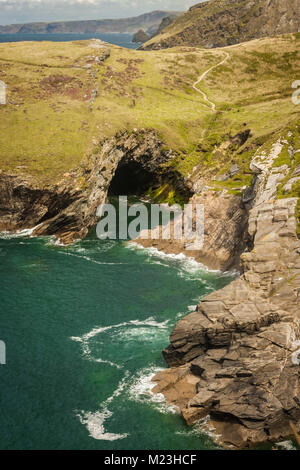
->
0, 227, 234, 450
0, 33, 139, 49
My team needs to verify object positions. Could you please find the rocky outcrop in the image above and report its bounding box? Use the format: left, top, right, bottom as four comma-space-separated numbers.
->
136, 191, 249, 271
141, 0, 300, 51
0, 130, 191, 245
154, 14, 179, 36
0, 173, 79, 234
132, 30, 150, 44
151, 138, 300, 448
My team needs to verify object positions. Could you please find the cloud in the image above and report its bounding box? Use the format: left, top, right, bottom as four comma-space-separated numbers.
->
0, 0, 199, 24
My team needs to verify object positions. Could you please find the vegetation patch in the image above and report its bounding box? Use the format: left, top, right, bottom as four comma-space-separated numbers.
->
0, 35, 299, 189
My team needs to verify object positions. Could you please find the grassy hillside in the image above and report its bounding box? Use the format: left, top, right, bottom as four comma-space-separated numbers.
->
0, 34, 299, 189
141, 0, 300, 50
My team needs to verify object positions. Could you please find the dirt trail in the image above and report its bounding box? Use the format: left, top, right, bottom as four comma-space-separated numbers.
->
193, 52, 229, 111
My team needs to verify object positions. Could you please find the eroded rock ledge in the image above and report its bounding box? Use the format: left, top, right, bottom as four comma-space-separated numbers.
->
136, 191, 249, 272
152, 146, 300, 448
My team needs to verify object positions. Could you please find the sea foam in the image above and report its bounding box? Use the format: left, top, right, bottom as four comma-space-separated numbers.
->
78, 409, 129, 441
128, 367, 179, 415
77, 372, 130, 441
0, 224, 42, 240
71, 317, 170, 369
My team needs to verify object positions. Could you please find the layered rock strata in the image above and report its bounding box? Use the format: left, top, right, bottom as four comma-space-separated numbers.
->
141, 0, 300, 51
151, 142, 300, 448
0, 130, 190, 244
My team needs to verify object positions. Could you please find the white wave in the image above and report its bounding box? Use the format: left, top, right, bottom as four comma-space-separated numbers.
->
126, 242, 219, 275
104, 371, 130, 406
71, 335, 121, 369
71, 317, 170, 368
128, 367, 179, 415
188, 305, 197, 312
176, 415, 221, 446
77, 366, 180, 441
73, 317, 170, 343
114, 327, 167, 343
59, 251, 124, 266
0, 224, 42, 240
77, 409, 129, 441
112, 318, 170, 343
70, 240, 118, 254
276, 440, 297, 451
47, 237, 65, 247
78, 372, 130, 441
174, 304, 198, 320
78, 366, 180, 443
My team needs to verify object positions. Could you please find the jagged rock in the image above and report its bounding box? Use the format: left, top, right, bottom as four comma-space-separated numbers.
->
132, 30, 150, 44
283, 177, 300, 193
141, 0, 300, 51
136, 191, 249, 271
151, 143, 300, 448
229, 164, 239, 178
292, 164, 300, 177
0, 130, 191, 244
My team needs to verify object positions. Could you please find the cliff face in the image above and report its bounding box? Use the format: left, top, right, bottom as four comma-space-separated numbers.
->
151, 134, 300, 448
0, 130, 191, 244
0, 11, 179, 35
135, 191, 249, 272
141, 0, 300, 50
132, 30, 150, 44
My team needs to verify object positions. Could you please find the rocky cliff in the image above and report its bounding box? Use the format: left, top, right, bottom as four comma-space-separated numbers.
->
0, 11, 179, 35
151, 134, 300, 448
0, 130, 191, 245
141, 0, 300, 50
132, 30, 150, 44
135, 190, 249, 272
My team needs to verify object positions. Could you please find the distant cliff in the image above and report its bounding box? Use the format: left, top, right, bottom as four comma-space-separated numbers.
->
0, 10, 181, 36
141, 0, 300, 50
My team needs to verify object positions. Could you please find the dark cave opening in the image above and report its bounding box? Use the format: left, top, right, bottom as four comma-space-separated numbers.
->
108, 160, 159, 196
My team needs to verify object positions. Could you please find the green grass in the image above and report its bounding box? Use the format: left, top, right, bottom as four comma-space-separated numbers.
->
274, 123, 300, 234
0, 34, 299, 190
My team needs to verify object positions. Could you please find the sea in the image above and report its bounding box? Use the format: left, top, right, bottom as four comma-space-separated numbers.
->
0, 226, 235, 450
0, 33, 139, 49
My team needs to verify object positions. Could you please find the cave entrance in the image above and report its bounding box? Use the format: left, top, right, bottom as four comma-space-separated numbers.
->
108, 160, 159, 196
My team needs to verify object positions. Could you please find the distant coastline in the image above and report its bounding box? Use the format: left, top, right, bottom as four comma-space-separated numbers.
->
0, 33, 140, 49
0, 10, 181, 36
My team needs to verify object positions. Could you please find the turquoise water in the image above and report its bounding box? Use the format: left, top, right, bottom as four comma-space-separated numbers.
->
0, 33, 139, 49
0, 229, 233, 450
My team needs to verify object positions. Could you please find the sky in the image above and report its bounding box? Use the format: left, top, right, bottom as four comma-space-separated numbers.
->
0, 0, 201, 25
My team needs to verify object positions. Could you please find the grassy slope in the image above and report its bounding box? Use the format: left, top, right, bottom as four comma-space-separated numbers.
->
0, 34, 299, 188
143, 0, 263, 44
